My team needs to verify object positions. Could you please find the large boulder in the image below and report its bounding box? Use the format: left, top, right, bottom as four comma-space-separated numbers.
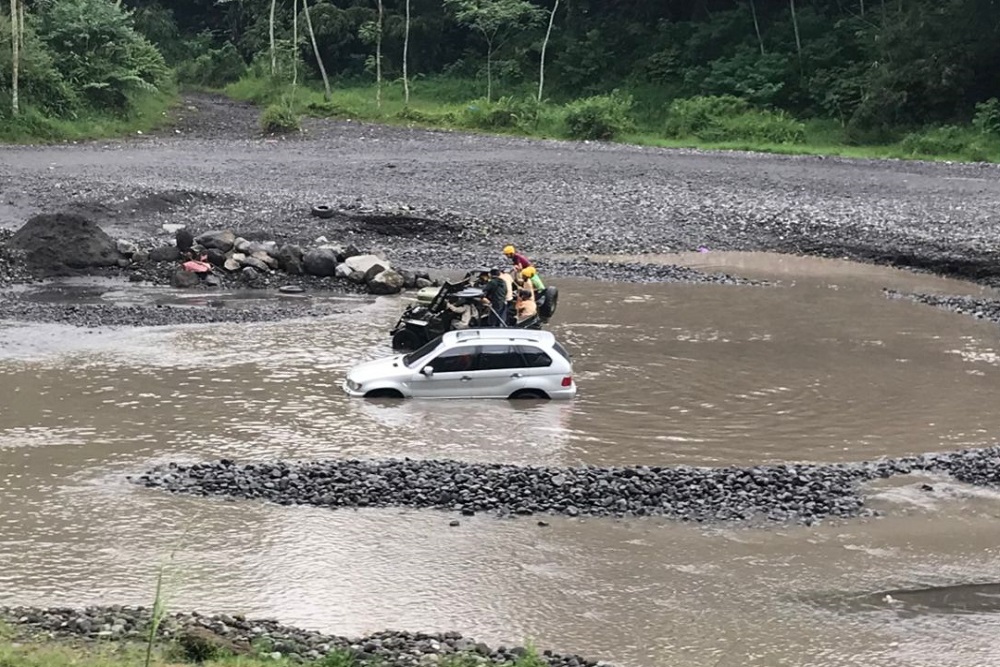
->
344, 254, 389, 282
241, 256, 271, 273
302, 247, 339, 277
368, 269, 405, 294
276, 244, 304, 275
204, 248, 228, 268
175, 228, 194, 253
250, 251, 277, 269
10, 213, 121, 274
195, 229, 236, 252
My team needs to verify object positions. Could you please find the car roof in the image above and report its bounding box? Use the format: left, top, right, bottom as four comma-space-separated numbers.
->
440, 328, 557, 346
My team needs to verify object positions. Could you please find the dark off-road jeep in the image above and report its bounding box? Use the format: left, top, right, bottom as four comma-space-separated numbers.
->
389, 271, 559, 351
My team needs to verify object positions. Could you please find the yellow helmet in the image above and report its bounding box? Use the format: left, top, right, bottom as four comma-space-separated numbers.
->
521, 266, 536, 278
503, 245, 515, 255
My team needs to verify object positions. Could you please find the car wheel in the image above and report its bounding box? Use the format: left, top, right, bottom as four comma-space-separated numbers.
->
509, 389, 549, 400
365, 388, 404, 399
311, 204, 335, 219
392, 328, 423, 351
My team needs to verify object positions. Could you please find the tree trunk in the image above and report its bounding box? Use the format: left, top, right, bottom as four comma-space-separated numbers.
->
302, 0, 331, 100
402, 0, 410, 104
292, 0, 298, 86
486, 38, 493, 102
269, 0, 277, 76
376, 0, 383, 108
749, 0, 764, 55
11, 0, 19, 116
789, 0, 802, 66
537, 0, 558, 102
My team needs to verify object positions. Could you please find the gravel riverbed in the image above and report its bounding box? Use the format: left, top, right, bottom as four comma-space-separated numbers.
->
0, 605, 607, 666
130, 446, 1000, 525
885, 289, 1000, 327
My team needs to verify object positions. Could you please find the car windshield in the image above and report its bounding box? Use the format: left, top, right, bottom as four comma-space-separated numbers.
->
403, 335, 444, 368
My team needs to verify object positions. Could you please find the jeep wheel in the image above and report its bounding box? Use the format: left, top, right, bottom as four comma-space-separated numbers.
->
392, 328, 423, 351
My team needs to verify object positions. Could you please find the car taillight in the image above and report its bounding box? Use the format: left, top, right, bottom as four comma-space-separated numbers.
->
561, 376, 573, 387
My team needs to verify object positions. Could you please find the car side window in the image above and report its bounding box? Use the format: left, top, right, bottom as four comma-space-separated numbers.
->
515, 345, 552, 368
428, 346, 479, 373
474, 345, 524, 370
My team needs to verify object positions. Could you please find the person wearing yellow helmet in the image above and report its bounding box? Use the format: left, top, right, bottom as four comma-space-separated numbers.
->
520, 265, 545, 293
502, 244, 533, 271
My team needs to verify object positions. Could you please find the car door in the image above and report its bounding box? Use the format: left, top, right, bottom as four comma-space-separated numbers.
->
514, 344, 556, 391
465, 344, 528, 398
409, 344, 480, 398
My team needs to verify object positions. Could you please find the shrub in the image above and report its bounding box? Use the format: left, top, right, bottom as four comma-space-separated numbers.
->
664, 95, 805, 144
260, 102, 300, 134
563, 91, 635, 140
177, 42, 247, 88
461, 96, 542, 131
664, 95, 749, 137
973, 98, 1000, 137
899, 125, 969, 156
395, 106, 457, 125
33, 0, 170, 112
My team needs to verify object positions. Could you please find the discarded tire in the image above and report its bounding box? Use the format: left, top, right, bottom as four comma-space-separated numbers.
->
311, 204, 335, 219
539, 286, 559, 319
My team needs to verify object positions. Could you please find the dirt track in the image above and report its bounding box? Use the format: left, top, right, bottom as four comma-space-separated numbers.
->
2, 92, 1000, 283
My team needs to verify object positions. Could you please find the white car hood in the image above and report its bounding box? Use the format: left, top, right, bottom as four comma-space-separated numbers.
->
347, 354, 412, 385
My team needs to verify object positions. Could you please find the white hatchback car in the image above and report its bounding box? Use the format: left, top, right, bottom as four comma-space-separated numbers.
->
342, 329, 576, 400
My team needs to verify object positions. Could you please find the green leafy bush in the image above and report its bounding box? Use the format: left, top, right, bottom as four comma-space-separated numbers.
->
33, 0, 170, 112
664, 95, 749, 137
973, 98, 1000, 137
260, 102, 300, 134
0, 13, 78, 117
664, 95, 805, 144
177, 42, 247, 88
461, 96, 542, 131
898, 125, 987, 158
563, 91, 635, 140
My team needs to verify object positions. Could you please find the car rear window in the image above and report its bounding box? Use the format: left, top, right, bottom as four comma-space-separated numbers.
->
552, 341, 571, 361
515, 345, 552, 368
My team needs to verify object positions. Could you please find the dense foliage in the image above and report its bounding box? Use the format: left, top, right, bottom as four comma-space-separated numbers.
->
1, 0, 170, 125
3, 0, 1000, 149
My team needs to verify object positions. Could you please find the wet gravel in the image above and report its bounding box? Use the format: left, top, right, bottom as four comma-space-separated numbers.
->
885, 289, 1000, 326
130, 446, 1000, 525
0, 605, 608, 667
4, 92, 1000, 292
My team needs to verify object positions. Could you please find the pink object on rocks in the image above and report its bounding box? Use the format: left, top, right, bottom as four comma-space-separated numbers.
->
182, 260, 212, 273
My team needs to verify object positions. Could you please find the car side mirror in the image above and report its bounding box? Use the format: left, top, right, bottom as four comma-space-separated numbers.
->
421, 366, 434, 377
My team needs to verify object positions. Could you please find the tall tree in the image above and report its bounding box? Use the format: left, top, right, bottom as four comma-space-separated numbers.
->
445, 0, 545, 101
10, 0, 19, 116
301, 0, 330, 100
749, 0, 764, 55
789, 0, 802, 66
537, 0, 558, 102
359, 0, 384, 108
292, 0, 298, 85
269, 0, 277, 76
402, 0, 410, 103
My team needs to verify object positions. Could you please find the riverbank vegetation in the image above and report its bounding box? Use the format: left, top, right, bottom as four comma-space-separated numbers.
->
3, 0, 1000, 161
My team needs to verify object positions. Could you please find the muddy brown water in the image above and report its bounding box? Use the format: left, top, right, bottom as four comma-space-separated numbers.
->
3, 252, 1000, 667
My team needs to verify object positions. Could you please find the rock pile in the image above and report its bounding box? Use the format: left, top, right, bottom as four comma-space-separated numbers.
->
130, 446, 1000, 525
0, 605, 608, 667
0, 230, 34, 287
130, 228, 430, 295
884, 289, 1000, 327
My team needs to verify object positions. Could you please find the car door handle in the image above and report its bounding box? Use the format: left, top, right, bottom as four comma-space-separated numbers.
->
510, 373, 523, 378
461, 376, 472, 381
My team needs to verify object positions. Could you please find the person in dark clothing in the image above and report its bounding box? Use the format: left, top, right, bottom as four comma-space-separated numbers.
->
480, 268, 508, 327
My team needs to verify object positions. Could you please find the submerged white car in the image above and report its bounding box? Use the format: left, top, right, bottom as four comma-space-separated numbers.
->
343, 329, 576, 400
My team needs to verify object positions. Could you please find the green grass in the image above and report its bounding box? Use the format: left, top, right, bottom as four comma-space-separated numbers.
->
0, 89, 179, 144
223, 74, 1000, 164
